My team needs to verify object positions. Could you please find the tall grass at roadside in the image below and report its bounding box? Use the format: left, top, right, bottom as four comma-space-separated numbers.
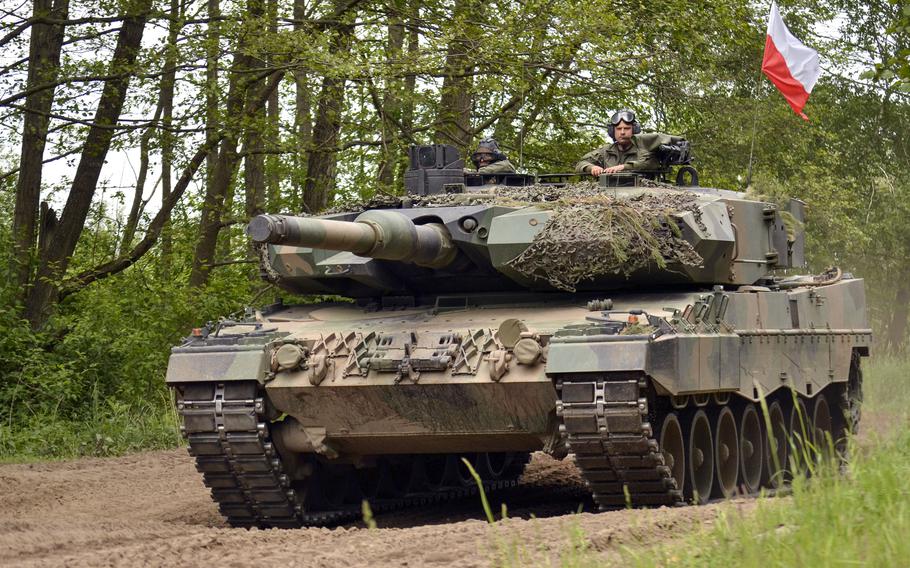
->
625, 426, 910, 566
0, 388, 181, 461
621, 356, 910, 567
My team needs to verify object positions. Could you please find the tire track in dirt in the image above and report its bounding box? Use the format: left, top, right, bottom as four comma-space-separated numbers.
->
0, 450, 751, 567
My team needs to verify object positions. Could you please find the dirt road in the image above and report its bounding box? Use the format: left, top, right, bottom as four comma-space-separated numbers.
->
0, 450, 751, 567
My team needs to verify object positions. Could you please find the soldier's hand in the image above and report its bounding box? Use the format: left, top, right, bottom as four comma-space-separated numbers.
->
604, 165, 626, 174
589, 166, 605, 176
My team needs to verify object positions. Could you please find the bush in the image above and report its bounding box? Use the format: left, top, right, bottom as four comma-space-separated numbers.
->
0, 245, 261, 459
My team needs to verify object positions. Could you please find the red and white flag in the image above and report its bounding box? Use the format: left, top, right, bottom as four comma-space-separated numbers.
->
761, 1, 821, 120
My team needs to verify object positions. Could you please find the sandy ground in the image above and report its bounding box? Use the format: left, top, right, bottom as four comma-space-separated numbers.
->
0, 449, 756, 567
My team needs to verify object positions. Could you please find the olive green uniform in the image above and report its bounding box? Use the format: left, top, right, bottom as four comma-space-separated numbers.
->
466, 159, 516, 174
575, 133, 684, 174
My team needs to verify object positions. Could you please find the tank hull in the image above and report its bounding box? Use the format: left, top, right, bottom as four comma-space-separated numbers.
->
167, 280, 869, 526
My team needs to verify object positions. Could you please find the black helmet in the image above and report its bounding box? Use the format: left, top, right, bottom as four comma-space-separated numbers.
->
471, 138, 507, 167
607, 109, 642, 139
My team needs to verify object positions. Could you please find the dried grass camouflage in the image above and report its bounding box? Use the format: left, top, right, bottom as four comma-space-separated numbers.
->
505, 193, 704, 291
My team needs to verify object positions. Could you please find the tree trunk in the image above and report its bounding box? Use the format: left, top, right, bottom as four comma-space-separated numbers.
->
302, 75, 342, 212
433, 0, 479, 149
10, 0, 69, 302
243, 125, 266, 219
120, 103, 162, 252
302, 0, 354, 213
292, 0, 313, 210
63, 72, 284, 298
402, 0, 419, 134
159, 0, 182, 277
189, 62, 248, 288
395, 0, 419, 182
886, 272, 910, 353
24, 0, 153, 329
265, 0, 280, 211
242, 0, 266, 220
376, 0, 405, 190
189, 23, 262, 287
205, 0, 220, 197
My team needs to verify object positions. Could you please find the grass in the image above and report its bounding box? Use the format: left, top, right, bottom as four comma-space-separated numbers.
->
625, 427, 910, 566
488, 356, 910, 567
0, 393, 182, 461
622, 356, 910, 567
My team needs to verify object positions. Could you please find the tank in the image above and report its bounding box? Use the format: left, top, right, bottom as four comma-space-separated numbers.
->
166, 145, 870, 528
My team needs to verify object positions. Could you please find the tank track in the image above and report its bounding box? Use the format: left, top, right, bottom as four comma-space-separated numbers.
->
555, 375, 683, 509
176, 381, 527, 528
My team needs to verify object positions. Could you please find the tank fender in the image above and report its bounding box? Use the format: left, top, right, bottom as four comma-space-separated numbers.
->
545, 336, 648, 375
166, 344, 268, 384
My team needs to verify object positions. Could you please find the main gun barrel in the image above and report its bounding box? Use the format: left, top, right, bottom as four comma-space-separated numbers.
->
247, 210, 458, 269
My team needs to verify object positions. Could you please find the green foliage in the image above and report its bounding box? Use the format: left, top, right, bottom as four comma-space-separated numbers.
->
0, 197, 264, 459
0, 396, 181, 461
361, 499, 378, 530
0, 269, 259, 459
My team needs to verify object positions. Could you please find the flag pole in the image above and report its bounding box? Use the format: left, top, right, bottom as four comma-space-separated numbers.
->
746, 0, 772, 190
745, 73, 765, 190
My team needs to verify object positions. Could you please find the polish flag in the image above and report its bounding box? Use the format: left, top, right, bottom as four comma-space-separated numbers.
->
761, 1, 821, 120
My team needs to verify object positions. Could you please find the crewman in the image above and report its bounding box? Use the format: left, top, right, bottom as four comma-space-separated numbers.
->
575, 109, 686, 176
466, 138, 516, 174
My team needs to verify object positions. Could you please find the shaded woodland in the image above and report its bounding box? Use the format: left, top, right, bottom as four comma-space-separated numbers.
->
0, 0, 907, 454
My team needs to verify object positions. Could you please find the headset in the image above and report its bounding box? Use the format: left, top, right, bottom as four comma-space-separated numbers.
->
607, 109, 642, 140
471, 138, 508, 167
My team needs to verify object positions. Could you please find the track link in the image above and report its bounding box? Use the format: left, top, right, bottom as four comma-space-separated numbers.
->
176, 382, 525, 528
555, 375, 683, 509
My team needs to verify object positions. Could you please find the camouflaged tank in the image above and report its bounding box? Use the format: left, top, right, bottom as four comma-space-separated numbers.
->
166, 145, 870, 528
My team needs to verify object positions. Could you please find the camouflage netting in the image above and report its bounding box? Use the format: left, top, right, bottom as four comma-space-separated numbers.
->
325, 180, 683, 212
504, 192, 704, 291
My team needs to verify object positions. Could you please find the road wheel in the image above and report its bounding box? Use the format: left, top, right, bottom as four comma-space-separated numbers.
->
812, 394, 833, 463
739, 403, 763, 494
659, 412, 685, 493
789, 397, 810, 476
713, 406, 739, 498
686, 409, 714, 504
763, 400, 788, 488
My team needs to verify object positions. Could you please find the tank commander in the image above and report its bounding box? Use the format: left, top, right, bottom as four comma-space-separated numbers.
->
466, 138, 516, 174
575, 109, 686, 176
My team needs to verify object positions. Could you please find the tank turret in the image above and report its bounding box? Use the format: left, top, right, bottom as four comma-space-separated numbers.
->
250, 181, 806, 298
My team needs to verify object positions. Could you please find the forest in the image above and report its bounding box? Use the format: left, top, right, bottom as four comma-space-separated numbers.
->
0, 0, 907, 456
